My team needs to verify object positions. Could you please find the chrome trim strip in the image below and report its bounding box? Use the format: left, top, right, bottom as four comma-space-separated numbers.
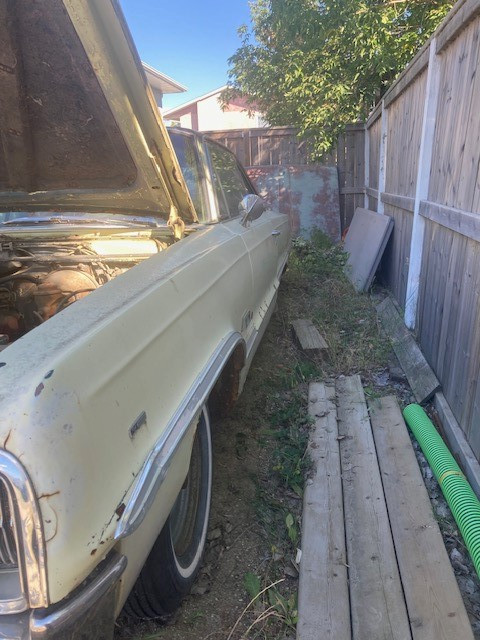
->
30, 552, 127, 636
0, 451, 48, 609
0, 594, 28, 615
115, 331, 245, 539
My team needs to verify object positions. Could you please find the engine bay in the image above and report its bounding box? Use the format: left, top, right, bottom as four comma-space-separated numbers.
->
0, 231, 171, 346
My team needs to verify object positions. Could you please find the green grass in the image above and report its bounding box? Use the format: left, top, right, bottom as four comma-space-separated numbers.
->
235, 230, 391, 639
285, 231, 390, 375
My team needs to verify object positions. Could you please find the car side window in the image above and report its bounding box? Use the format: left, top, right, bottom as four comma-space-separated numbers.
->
168, 132, 207, 220
206, 141, 253, 219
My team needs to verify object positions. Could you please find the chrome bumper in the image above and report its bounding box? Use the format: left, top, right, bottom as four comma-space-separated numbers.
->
0, 553, 126, 640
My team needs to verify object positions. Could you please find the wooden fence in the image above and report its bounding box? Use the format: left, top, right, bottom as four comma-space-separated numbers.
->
202, 126, 339, 167
344, 0, 480, 459
337, 124, 365, 231
203, 126, 313, 167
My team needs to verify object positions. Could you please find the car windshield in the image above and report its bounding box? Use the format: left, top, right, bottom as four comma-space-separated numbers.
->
0, 212, 162, 228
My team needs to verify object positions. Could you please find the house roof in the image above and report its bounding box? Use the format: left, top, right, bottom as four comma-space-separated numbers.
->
163, 85, 228, 117
142, 62, 187, 94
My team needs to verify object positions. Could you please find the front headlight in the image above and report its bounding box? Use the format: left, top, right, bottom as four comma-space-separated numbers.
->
0, 451, 48, 612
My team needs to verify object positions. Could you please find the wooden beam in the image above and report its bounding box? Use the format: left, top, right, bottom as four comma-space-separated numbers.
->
336, 375, 411, 640
345, 123, 365, 132
366, 186, 379, 199
434, 391, 480, 498
377, 296, 441, 403
383, 45, 430, 109
297, 383, 350, 640
291, 319, 328, 356
405, 38, 440, 330
420, 200, 480, 244
381, 192, 415, 213
364, 121, 370, 208
377, 100, 388, 214
340, 187, 365, 195
436, 0, 480, 53
370, 396, 475, 640
366, 101, 382, 129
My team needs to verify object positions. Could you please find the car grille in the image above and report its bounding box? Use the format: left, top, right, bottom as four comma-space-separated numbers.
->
0, 480, 17, 568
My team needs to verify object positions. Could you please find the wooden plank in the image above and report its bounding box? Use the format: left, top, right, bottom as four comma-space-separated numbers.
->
383, 44, 430, 108
291, 319, 328, 355
364, 124, 370, 208
377, 101, 388, 214
340, 186, 365, 195
366, 101, 383, 129
436, 0, 480, 53
336, 375, 411, 640
297, 384, 350, 640
369, 118, 381, 191
452, 19, 480, 213
377, 296, 441, 403
345, 123, 365, 132
404, 39, 440, 330
434, 391, 480, 498
354, 128, 365, 194
370, 396, 475, 640
366, 186, 379, 199
381, 192, 415, 213
420, 199, 480, 243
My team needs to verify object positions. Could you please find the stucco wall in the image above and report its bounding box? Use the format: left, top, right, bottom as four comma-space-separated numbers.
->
197, 94, 262, 131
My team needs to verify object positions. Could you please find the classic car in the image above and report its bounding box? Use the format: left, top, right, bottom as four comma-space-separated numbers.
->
0, 1, 290, 638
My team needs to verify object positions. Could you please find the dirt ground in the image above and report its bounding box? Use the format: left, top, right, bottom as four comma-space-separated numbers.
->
116, 235, 480, 640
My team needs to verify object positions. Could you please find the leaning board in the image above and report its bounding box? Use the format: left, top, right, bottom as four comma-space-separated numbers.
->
343, 207, 393, 291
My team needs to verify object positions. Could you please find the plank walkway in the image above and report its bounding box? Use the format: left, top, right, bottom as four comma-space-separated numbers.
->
297, 375, 474, 640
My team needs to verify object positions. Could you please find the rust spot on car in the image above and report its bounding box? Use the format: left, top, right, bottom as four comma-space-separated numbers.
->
90, 548, 97, 556
3, 430, 12, 450
35, 382, 44, 397
44, 370, 54, 379
38, 490, 60, 499
115, 503, 126, 519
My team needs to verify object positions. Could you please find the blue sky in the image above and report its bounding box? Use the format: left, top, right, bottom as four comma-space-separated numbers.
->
120, 0, 252, 110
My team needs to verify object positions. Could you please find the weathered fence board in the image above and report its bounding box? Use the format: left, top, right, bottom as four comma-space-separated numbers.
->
203, 126, 318, 167
337, 124, 365, 230
382, 203, 413, 306
370, 396, 475, 640
339, 1, 480, 461
336, 376, 411, 640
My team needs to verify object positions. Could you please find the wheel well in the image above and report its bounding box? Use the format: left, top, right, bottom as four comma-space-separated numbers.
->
208, 343, 246, 420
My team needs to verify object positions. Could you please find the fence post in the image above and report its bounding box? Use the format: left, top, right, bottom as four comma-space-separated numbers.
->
364, 124, 370, 208
377, 100, 388, 214
404, 39, 440, 330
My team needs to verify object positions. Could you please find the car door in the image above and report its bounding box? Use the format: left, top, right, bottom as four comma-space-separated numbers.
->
204, 140, 289, 353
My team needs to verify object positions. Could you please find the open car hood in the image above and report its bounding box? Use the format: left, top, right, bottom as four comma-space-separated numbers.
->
0, 0, 197, 227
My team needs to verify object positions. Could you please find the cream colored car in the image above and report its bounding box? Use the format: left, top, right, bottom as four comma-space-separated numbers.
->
0, 1, 290, 638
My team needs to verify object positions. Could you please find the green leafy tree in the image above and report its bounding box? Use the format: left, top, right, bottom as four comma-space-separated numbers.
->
225, 0, 453, 156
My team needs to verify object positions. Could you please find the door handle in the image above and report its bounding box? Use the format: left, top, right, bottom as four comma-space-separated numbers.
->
271, 230, 281, 236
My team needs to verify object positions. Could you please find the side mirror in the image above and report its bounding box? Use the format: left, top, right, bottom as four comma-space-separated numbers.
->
239, 194, 267, 227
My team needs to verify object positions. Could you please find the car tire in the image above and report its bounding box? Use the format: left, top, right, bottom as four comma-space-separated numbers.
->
125, 406, 212, 619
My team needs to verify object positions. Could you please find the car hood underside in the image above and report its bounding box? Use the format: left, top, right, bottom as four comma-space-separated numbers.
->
0, 0, 197, 225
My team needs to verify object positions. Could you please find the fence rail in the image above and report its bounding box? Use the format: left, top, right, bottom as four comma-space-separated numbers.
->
343, 0, 480, 459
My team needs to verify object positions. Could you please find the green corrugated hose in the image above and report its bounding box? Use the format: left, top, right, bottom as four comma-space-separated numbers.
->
403, 403, 480, 578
